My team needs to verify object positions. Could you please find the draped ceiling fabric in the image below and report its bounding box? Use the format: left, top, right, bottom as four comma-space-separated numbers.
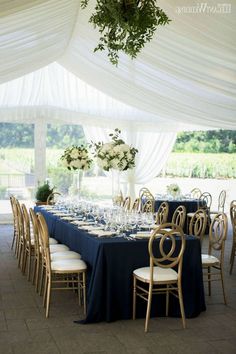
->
0, 0, 235, 190
0, 0, 235, 131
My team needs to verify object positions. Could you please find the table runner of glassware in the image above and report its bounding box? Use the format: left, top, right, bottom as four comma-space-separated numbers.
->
40, 198, 156, 239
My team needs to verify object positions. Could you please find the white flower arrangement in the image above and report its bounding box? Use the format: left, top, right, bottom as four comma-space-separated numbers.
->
60, 145, 93, 171
166, 183, 181, 196
91, 129, 138, 172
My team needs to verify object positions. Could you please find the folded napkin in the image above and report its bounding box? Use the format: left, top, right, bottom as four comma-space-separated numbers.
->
61, 216, 75, 221
130, 231, 151, 239
40, 205, 54, 210
71, 220, 88, 226
139, 224, 157, 230
51, 212, 72, 217
89, 230, 114, 237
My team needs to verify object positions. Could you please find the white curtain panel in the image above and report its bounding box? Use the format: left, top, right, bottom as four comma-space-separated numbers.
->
83, 126, 176, 200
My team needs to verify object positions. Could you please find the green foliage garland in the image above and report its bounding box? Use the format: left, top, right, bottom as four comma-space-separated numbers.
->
81, 0, 171, 65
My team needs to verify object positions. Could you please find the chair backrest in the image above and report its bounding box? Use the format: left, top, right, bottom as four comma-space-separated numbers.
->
148, 223, 186, 272
131, 197, 141, 212
191, 188, 202, 199
230, 200, 236, 241
37, 213, 51, 271
199, 192, 212, 210
189, 208, 207, 242
218, 190, 226, 212
21, 204, 31, 245
155, 202, 169, 225
209, 213, 228, 260
139, 187, 153, 199
142, 199, 154, 213
123, 196, 131, 211
15, 199, 24, 239
172, 205, 186, 229
10, 196, 17, 229
29, 208, 40, 256
46, 192, 61, 205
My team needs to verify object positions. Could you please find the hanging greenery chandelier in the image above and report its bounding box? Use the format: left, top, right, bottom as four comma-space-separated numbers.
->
81, 0, 171, 65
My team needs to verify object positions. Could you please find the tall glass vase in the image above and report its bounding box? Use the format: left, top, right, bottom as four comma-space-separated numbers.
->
111, 169, 121, 201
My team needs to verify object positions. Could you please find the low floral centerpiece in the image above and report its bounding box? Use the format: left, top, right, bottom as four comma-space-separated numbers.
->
60, 145, 93, 171
91, 128, 138, 171
166, 183, 181, 198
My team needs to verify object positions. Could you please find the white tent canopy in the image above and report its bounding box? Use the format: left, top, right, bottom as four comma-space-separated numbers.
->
0, 0, 235, 196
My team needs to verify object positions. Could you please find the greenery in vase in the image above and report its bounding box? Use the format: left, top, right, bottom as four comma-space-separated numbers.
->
60, 145, 93, 171
81, 0, 171, 65
91, 128, 138, 171
35, 182, 54, 202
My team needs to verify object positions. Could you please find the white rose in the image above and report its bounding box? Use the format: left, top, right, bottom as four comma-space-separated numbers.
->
126, 152, 133, 161
101, 143, 113, 153
70, 149, 79, 159
110, 158, 120, 170
81, 150, 88, 158
61, 158, 68, 167
119, 144, 130, 152
70, 159, 82, 169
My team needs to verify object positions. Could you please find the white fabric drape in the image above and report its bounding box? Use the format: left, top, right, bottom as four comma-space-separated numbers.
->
59, 0, 236, 130
0, 0, 79, 84
83, 126, 176, 200
0, 62, 195, 131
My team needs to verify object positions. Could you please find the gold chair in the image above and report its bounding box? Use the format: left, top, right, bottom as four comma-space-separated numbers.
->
187, 192, 212, 229
21, 204, 35, 281
189, 209, 207, 245
191, 188, 202, 199
139, 187, 153, 198
229, 200, 236, 275
37, 213, 87, 318
123, 196, 131, 211
172, 205, 186, 229
131, 197, 141, 212
201, 212, 228, 304
155, 202, 169, 225
210, 190, 226, 218
142, 199, 154, 213
46, 192, 61, 205
10, 196, 18, 251
133, 223, 186, 332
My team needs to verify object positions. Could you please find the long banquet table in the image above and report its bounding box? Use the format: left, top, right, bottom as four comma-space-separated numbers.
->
35, 207, 206, 323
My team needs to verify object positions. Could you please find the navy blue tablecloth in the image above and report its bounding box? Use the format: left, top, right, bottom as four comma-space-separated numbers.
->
35, 207, 206, 323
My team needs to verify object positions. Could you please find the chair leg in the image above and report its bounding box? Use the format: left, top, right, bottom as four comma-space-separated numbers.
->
82, 272, 86, 315
132, 276, 137, 320
45, 278, 51, 318
35, 257, 40, 292
11, 229, 16, 250
166, 285, 169, 317
27, 251, 31, 281
178, 284, 186, 329
39, 264, 45, 296
207, 267, 211, 296
220, 268, 227, 305
145, 283, 153, 333
229, 244, 235, 275
43, 275, 48, 307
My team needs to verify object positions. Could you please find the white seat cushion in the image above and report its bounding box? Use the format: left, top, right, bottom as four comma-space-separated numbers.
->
51, 251, 81, 261
49, 238, 58, 245
201, 254, 220, 265
51, 259, 87, 272
50, 244, 70, 253
133, 266, 178, 282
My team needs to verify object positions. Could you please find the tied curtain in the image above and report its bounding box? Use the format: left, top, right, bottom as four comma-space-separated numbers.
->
83, 126, 176, 200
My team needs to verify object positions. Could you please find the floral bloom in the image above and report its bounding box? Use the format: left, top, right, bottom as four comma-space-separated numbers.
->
91, 129, 138, 172
60, 145, 93, 171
